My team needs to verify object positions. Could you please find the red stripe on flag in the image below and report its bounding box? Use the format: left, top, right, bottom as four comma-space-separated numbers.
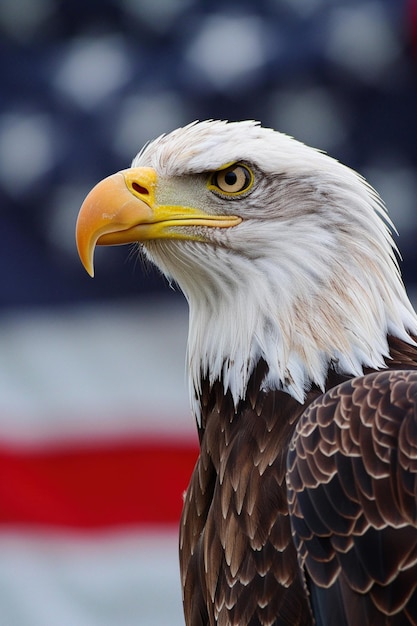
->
0, 438, 199, 528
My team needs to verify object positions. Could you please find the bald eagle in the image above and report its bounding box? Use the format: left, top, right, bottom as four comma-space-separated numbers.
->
76, 120, 417, 626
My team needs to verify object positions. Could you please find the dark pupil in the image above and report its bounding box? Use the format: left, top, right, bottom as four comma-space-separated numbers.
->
224, 171, 237, 186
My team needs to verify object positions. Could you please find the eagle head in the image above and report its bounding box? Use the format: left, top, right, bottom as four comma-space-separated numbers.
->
76, 120, 417, 420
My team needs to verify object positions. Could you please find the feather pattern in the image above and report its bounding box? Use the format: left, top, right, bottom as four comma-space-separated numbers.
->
287, 361, 417, 624
180, 362, 317, 625
181, 340, 417, 625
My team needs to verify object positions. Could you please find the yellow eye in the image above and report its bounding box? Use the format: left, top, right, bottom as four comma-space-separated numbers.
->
209, 164, 253, 196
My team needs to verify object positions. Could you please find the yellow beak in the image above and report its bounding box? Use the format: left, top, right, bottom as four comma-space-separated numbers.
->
75, 167, 241, 277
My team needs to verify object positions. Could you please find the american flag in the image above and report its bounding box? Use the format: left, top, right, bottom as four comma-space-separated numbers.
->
1, 1, 416, 624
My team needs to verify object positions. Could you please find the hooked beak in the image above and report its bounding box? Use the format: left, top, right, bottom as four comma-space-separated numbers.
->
75, 167, 241, 276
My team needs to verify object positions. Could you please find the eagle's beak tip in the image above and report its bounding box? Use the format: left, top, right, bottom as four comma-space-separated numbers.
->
79, 247, 95, 278
75, 223, 96, 278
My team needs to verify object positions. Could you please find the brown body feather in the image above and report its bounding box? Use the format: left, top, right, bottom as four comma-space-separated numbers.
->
180, 337, 417, 626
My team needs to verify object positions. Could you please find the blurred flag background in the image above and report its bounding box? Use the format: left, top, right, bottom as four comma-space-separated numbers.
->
0, 0, 417, 624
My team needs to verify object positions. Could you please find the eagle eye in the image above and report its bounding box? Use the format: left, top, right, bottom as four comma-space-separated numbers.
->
208, 164, 253, 196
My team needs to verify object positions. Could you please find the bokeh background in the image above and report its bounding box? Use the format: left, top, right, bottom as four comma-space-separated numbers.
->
0, 0, 416, 624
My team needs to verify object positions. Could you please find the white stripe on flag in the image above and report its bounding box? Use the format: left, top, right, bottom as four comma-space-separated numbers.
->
0, 528, 184, 626
0, 297, 193, 445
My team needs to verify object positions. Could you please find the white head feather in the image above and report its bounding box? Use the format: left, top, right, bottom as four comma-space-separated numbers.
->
131, 120, 417, 419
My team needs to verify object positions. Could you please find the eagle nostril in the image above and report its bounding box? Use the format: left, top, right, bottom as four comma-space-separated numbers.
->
132, 182, 149, 195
